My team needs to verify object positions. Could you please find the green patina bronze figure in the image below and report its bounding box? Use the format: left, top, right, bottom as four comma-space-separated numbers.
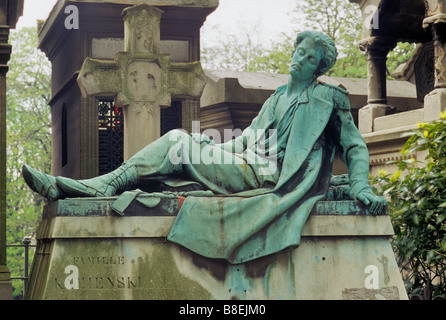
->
22, 31, 387, 264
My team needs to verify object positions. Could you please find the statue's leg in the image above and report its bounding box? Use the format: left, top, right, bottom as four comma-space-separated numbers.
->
55, 129, 188, 198
180, 146, 280, 194
25, 129, 279, 199
56, 162, 138, 198
126, 129, 280, 194
125, 129, 186, 177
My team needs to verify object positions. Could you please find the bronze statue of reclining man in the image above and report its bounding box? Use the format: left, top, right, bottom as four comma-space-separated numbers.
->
22, 31, 387, 264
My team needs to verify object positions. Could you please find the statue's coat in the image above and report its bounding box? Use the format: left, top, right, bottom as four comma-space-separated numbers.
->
167, 82, 372, 264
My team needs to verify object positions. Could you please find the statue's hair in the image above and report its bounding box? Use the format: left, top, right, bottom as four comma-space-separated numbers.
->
293, 31, 338, 77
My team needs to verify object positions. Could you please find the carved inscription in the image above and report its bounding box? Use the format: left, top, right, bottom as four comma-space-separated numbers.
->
73, 256, 125, 265
55, 275, 142, 290
54, 256, 142, 290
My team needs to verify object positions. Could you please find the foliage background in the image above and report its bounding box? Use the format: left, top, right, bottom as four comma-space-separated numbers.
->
6, 27, 52, 298
371, 117, 446, 300
201, 0, 416, 79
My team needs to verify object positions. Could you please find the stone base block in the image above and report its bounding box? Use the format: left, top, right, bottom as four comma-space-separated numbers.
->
25, 198, 408, 300
0, 281, 12, 300
424, 88, 446, 122
359, 104, 396, 134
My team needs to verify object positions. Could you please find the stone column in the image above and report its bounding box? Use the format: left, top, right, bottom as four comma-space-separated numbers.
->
181, 99, 200, 134
358, 37, 397, 133
0, 22, 12, 301
423, 15, 446, 121
0, 0, 23, 300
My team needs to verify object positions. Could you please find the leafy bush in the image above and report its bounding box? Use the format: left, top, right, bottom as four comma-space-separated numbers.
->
371, 114, 446, 300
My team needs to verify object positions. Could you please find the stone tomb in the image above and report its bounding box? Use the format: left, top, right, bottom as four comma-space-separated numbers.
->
38, 0, 217, 179
25, 196, 407, 300
76, 4, 207, 161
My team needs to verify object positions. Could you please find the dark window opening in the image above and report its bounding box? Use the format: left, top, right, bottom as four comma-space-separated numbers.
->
98, 99, 124, 175
161, 100, 182, 135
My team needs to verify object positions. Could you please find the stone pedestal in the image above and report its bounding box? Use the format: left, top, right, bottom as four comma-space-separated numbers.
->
358, 103, 393, 134
0, 267, 12, 300
424, 88, 446, 121
25, 197, 407, 300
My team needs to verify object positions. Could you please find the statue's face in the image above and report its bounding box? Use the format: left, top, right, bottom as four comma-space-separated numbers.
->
290, 37, 324, 82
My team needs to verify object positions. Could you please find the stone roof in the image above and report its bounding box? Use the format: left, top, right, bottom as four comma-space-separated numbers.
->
201, 69, 420, 111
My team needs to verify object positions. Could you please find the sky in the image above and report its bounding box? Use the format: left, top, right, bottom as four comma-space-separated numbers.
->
201, 0, 299, 47
15, 0, 300, 48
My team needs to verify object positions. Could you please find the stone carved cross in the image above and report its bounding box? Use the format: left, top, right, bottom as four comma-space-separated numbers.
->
77, 4, 206, 160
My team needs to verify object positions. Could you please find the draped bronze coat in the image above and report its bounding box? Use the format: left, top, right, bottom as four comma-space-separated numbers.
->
167, 81, 372, 264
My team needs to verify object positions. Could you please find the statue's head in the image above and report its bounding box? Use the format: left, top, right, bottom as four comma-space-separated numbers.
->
292, 31, 338, 77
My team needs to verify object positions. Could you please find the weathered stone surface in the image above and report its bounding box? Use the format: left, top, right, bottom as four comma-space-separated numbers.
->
25, 198, 407, 300
346, 0, 438, 177
0, 282, 12, 300
64, 0, 219, 8
424, 88, 446, 121
373, 109, 424, 132
358, 103, 392, 134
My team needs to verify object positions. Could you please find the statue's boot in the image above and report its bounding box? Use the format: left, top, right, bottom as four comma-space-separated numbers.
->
56, 163, 138, 198
22, 164, 65, 202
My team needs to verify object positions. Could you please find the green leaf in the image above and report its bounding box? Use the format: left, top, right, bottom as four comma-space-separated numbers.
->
436, 213, 446, 224
426, 250, 436, 262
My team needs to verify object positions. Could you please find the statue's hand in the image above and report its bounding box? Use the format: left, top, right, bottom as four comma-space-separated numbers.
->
191, 133, 215, 145
356, 190, 387, 216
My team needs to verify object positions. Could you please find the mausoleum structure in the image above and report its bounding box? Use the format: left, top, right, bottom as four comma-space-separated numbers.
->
38, 0, 217, 179
349, 0, 446, 175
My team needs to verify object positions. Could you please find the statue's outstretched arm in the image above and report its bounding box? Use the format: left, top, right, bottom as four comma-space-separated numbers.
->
331, 92, 387, 215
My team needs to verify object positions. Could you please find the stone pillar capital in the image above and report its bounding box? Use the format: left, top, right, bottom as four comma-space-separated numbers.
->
358, 36, 397, 55
423, 13, 446, 29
